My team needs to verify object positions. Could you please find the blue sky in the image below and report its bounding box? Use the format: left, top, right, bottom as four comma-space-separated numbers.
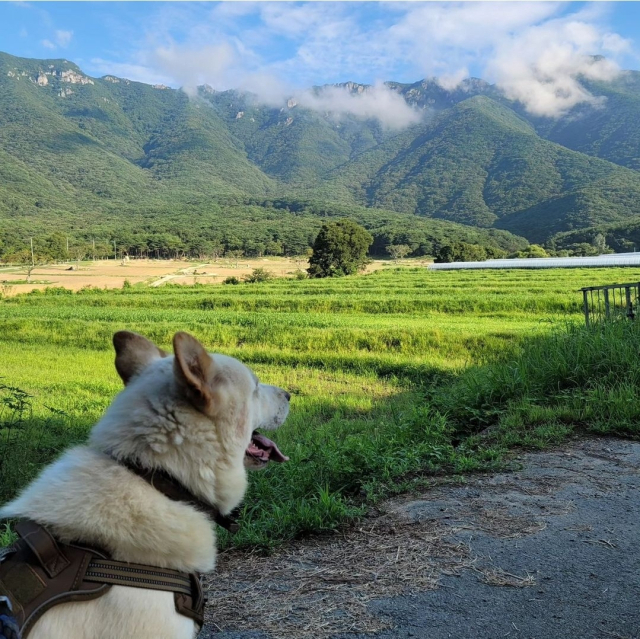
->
2, 2, 640, 118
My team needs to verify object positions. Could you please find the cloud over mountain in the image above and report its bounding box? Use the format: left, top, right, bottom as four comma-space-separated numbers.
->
294, 83, 422, 130
73, 2, 636, 123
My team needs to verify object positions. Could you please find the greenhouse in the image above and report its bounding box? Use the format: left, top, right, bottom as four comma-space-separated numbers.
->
428, 253, 640, 271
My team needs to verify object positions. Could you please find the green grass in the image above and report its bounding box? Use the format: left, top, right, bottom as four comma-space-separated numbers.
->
2, 266, 640, 550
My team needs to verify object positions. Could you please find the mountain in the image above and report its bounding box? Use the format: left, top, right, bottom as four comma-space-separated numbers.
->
0, 52, 277, 218
317, 96, 640, 242
531, 72, 640, 171
1, 50, 640, 248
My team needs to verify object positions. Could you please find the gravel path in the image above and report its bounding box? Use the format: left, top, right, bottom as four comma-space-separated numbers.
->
202, 438, 640, 639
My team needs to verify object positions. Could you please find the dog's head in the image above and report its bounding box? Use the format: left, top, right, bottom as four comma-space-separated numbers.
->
89, 331, 290, 514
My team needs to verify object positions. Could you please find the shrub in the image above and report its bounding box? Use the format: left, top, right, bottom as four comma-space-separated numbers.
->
244, 268, 273, 283
223, 276, 241, 285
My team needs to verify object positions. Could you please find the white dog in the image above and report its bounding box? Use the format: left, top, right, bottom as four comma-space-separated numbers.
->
0, 331, 290, 639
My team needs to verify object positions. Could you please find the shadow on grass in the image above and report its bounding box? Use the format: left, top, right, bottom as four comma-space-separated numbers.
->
0, 413, 90, 505
4, 320, 640, 553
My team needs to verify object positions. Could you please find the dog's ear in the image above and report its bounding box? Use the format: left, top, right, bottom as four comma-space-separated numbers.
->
113, 331, 168, 385
173, 332, 214, 412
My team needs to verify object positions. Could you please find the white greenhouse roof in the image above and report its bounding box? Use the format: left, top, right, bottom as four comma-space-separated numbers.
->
428, 254, 640, 271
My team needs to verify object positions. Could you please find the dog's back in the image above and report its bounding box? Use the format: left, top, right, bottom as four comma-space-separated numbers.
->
0, 331, 290, 639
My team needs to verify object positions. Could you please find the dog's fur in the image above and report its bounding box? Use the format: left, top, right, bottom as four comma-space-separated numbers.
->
0, 331, 290, 639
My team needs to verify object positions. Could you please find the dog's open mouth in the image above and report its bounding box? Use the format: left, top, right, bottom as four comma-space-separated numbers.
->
246, 431, 289, 465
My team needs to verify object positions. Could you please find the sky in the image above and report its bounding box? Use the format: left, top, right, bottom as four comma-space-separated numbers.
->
1, 1, 640, 120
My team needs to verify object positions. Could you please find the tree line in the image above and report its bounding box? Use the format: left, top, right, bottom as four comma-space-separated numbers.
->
0, 200, 529, 267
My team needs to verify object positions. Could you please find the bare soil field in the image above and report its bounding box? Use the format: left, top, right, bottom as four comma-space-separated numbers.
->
0, 257, 424, 295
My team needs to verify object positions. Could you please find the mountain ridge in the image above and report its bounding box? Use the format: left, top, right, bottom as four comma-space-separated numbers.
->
1, 50, 640, 248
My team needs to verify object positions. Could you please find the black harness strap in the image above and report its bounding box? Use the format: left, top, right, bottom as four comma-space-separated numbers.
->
85, 558, 194, 595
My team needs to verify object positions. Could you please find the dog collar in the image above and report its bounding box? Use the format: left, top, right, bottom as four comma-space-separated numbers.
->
115, 458, 240, 533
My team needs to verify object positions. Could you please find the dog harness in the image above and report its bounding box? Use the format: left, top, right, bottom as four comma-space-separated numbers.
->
0, 458, 242, 637
0, 520, 205, 637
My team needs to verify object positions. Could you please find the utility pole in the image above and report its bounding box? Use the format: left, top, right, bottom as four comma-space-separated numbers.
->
66, 237, 69, 254
114, 240, 117, 261
92, 238, 95, 261
30, 237, 34, 266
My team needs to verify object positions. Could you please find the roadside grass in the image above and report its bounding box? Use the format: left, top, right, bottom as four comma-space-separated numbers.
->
2, 267, 640, 550
440, 319, 640, 451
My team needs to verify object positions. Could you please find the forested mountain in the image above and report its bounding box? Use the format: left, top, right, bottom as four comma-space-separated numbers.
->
1, 50, 640, 254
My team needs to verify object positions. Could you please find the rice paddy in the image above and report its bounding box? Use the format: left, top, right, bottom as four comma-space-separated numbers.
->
2, 265, 640, 548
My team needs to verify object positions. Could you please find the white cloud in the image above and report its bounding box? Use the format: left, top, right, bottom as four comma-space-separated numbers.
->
437, 68, 470, 91
89, 58, 173, 86
295, 82, 422, 130
40, 28, 73, 51
485, 14, 628, 117
378, 2, 632, 118
260, 2, 350, 40
87, 1, 636, 123
150, 42, 236, 96
55, 29, 72, 48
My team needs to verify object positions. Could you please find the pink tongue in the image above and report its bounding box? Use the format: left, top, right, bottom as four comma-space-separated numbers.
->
251, 433, 289, 462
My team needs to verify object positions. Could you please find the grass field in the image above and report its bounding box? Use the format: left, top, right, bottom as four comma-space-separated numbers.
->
2, 265, 640, 549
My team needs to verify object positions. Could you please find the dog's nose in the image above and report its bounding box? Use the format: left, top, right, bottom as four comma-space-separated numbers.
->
284, 391, 291, 402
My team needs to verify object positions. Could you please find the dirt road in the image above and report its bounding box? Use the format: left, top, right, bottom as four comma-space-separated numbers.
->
203, 438, 640, 639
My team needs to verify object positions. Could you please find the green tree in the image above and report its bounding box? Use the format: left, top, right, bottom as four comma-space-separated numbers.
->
484, 245, 507, 259
307, 220, 373, 278
434, 242, 487, 263
265, 240, 283, 256
514, 244, 549, 259
226, 249, 244, 268
387, 244, 412, 261
592, 233, 609, 254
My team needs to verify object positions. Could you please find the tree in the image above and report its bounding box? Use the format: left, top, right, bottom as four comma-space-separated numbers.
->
265, 240, 283, 256
387, 244, 412, 261
70, 243, 89, 268
4, 248, 48, 283
226, 249, 244, 268
592, 233, 610, 255
434, 242, 487, 263
513, 244, 549, 259
307, 219, 373, 278
484, 245, 507, 259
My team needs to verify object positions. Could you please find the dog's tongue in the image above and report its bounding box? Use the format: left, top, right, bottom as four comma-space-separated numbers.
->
249, 432, 289, 463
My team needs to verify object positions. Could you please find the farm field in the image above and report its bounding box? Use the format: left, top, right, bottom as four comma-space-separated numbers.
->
2, 266, 640, 549
0, 255, 403, 294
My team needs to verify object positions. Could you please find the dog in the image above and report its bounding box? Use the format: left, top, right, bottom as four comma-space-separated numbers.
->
0, 330, 290, 639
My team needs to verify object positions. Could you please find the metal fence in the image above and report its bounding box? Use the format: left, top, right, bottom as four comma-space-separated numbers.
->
581, 282, 640, 326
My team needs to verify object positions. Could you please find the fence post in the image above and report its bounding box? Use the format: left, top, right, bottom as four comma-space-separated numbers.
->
583, 289, 590, 326
604, 288, 610, 319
